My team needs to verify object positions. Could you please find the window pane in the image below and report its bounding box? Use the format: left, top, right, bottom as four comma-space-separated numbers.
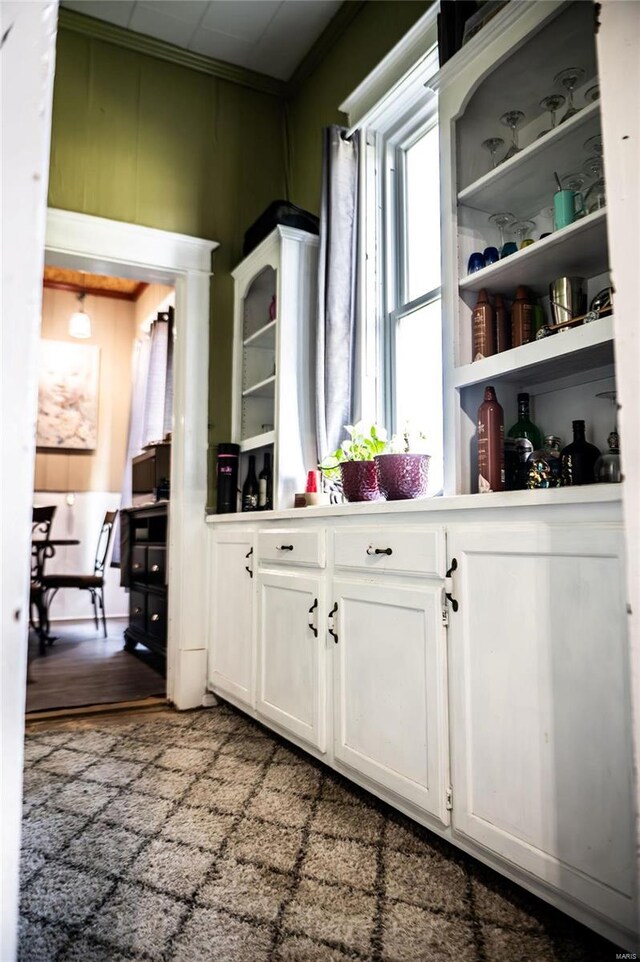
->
395, 299, 443, 495
405, 126, 440, 302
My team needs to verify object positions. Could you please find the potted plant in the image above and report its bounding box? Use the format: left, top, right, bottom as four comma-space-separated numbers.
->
319, 421, 387, 502
374, 424, 431, 500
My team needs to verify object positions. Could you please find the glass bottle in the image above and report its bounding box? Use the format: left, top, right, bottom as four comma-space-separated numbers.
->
477, 385, 504, 493
472, 289, 495, 362
494, 293, 511, 353
258, 452, 273, 509
511, 286, 535, 348
527, 435, 563, 489
594, 430, 622, 483
241, 455, 259, 511
507, 393, 543, 488
561, 420, 601, 486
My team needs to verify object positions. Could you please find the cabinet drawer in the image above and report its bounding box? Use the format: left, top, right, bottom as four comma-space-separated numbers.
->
131, 546, 146, 583
147, 594, 167, 646
257, 529, 325, 568
130, 591, 146, 631
147, 547, 166, 587
334, 526, 445, 579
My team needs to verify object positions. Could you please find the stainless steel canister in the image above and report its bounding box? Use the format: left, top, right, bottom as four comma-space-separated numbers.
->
549, 276, 586, 326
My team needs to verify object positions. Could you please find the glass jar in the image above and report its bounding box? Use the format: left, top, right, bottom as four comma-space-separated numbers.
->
527, 435, 563, 488
594, 431, 622, 483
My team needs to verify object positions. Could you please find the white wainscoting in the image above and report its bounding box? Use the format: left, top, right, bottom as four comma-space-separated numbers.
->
33, 491, 127, 621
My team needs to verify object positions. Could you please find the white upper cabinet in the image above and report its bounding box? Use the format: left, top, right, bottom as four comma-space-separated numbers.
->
231, 227, 319, 511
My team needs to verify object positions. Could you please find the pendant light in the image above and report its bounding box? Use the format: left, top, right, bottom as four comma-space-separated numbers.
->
69, 291, 92, 339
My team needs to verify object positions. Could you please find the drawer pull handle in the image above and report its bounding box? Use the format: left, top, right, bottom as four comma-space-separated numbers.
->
328, 602, 338, 644
150, 613, 160, 622
245, 546, 253, 578
366, 545, 392, 556
133, 607, 142, 615
277, 544, 294, 551
151, 564, 160, 572
445, 557, 459, 612
308, 597, 318, 637
132, 563, 142, 570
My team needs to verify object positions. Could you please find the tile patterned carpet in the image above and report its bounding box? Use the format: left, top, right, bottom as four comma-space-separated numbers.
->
19, 704, 617, 962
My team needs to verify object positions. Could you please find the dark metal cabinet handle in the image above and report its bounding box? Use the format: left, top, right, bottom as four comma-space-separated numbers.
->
245, 546, 253, 578
151, 564, 160, 573
133, 606, 142, 615
150, 613, 160, 622
132, 562, 142, 571
328, 602, 338, 644
308, 598, 318, 637
277, 544, 294, 551
366, 545, 392, 556
445, 557, 459, 612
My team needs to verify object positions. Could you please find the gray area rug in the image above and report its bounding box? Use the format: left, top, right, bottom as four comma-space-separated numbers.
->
19, 704, 615, 961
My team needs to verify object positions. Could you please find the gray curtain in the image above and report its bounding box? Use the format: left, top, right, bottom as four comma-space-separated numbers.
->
316, 126, 360, 461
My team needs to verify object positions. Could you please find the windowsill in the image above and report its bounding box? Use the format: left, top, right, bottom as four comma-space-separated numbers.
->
205, 484, 623, 523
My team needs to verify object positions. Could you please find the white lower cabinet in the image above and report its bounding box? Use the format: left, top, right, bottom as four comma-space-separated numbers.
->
447, 523, 636, 939
331, 577, 450, 827
207, 528, 255, 707
256, 570, 326, 752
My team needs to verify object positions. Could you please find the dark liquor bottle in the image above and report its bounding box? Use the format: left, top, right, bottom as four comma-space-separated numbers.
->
258, 452, 273, 510
494, 293, 511, 353
477, 385, 504, 493
561, 421, 601, 486
507, 393, 543, 489
241, 455, 259, 511
472, 289, 495, 361
511, 286, 535, 348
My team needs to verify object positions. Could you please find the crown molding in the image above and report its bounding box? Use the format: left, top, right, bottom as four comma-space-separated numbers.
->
57, 8, 288, 98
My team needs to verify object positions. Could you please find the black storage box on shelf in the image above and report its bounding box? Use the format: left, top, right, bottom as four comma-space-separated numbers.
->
243, 200, 319, 257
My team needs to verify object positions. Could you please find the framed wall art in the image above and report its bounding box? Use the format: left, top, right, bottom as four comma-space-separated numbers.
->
36, 339, 100, 450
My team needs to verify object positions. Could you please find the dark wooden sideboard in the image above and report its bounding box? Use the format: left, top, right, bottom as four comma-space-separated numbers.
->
122, 502, 168, 659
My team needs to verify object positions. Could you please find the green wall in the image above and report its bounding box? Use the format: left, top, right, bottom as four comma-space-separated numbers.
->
47, 2, 429, 503
287, 1, 429, 215
48, 28, 286, 503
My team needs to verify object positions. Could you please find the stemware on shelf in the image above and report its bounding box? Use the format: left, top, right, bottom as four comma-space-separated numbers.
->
584, 83, 600, 103
554, 66, 586, 121
537, 94, 566, 138
582, 156, 606, 212
500, 110, 525, 160
510, 220, 535, 249
584, 134, 603, 156
594, 391, 621, 483
481, 137, 505, 170
489, 212, 515, 255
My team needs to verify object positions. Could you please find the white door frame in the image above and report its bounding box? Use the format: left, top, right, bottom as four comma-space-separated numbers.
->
45, 208, 218, 709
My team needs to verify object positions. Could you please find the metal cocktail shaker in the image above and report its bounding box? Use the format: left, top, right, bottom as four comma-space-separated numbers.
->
549, 276, 586, 326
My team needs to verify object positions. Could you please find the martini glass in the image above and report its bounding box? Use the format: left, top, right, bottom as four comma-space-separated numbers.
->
500, 110, 525, 160
583, 156, 606, 212
584, 134, 603, 156
489, 212, 515, 251
554, 67, 586, 122
481, 137, 505, 170
585, 84, 600, 103
510, 220, 535, 249
537, 94, 565, 138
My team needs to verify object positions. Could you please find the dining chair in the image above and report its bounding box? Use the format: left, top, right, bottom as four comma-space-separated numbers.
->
42, 510, 118, 639
30, 505, 57, 651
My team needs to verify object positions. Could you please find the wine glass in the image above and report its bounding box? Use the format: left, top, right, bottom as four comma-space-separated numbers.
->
510, 220, 535, 249
500, 110, 525, 159
583, 156, 606, 212
537, 94, 565, 138
481, 137, 505, 170
489, 212, 515, 250
554, 66, 586, 122
585, 84, 600, 103
583, 134, 603, 156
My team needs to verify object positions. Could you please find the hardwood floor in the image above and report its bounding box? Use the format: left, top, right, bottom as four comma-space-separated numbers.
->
26, 618, 165, 713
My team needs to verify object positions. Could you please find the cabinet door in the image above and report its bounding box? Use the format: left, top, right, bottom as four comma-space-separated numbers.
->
332, 579, 449, 826
447, 523, 635, 933
257, 571, 326, 752
208, 531, 255, 707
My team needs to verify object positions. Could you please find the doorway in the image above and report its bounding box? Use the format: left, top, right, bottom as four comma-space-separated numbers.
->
43, 208, 218, 712
28, 269, 175, 712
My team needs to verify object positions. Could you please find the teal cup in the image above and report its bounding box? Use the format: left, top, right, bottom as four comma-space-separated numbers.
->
554, 188, 585, 229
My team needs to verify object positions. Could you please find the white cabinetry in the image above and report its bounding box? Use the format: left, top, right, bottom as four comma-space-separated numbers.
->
231, 226, 318, 510
207, 528, 255, 707
332, 578, 449, 826
433, 0, 615, 495
447, 522, 635, 935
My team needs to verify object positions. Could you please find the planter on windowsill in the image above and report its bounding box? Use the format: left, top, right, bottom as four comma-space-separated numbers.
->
375, 453, 430, 500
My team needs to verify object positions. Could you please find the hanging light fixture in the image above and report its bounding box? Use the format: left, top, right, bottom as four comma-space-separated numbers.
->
68, 291, 92, 339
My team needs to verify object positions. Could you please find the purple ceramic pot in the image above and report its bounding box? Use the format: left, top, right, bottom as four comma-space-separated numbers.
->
375, 453, 430, 500
340, 460, 384, 502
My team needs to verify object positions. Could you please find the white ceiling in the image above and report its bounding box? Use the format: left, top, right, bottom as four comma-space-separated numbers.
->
61, 0, 344, 81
